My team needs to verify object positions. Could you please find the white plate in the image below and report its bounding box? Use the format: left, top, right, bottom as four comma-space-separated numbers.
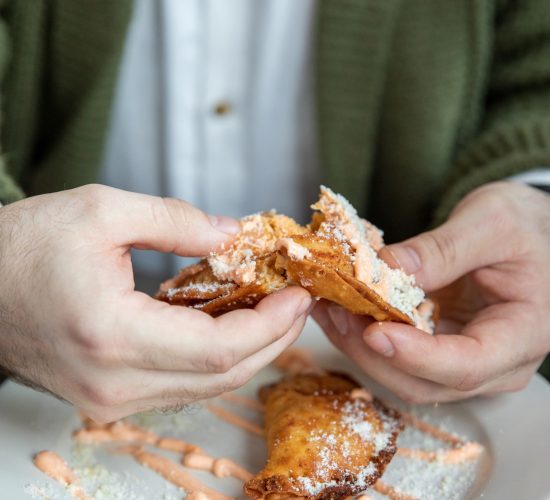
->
1, 319, 550, 500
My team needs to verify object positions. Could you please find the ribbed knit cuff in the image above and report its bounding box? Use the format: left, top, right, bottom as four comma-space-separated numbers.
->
433, 119, 550, 225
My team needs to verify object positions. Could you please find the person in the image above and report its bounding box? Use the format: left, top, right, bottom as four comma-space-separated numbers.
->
0, 1, 549, 422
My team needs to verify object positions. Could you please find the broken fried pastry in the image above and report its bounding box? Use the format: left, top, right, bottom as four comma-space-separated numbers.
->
157, 187, 435, 332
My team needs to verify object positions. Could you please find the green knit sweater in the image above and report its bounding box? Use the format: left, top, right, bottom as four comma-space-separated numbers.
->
1, 2, 549, 375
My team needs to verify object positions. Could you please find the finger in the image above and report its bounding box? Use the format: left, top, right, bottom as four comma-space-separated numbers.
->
313, 303, 454, 404
312, 301, 374, 340
80, 334, 540, 423
114, 311, 309, 417
311, 300, 345, 351
322, 315, 469, 404
378, 195, 521, 291
362, 302, 542, 391
94, 186, 240, 256
116, 287, 312, 373
315, 299, 542, 403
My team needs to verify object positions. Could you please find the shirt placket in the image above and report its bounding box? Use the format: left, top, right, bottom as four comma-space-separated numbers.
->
202, 0, 251, 218
161, 0, 203, 207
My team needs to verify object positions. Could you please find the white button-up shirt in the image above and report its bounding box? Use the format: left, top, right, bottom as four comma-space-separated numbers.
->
102, 0, 318, 275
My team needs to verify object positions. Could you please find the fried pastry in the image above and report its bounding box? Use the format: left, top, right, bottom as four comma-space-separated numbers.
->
276, 186, 435, 332
244, 372, 402, 500
157, 187, 435, 332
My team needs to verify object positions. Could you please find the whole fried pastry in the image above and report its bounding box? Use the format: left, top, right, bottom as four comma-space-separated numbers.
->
244, 372, 402, 500
157, 187, 435, 332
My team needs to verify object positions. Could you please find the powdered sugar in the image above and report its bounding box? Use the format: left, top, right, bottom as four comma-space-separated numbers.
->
340, 399, 398, 455
166, 282, 234, 298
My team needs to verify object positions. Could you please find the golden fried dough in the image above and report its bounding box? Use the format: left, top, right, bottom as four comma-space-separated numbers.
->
244, 373, 402, 500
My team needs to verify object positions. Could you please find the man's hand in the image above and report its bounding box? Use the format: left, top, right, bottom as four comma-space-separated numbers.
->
0, 185, 311, 421
313, 181, 550, 404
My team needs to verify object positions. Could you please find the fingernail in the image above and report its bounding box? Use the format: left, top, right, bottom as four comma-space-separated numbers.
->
328, 304, 349, 335
364, 330, 395, 357
378, 246, 400, 268
296, 296, 314, 318
386, 245, 421, 274
208, 215, 241, 235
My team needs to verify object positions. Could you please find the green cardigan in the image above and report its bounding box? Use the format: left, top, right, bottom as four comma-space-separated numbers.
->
1, 2, 549, 375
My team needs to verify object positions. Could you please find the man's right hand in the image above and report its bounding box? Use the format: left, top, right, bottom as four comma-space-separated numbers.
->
0, 185, 311, 422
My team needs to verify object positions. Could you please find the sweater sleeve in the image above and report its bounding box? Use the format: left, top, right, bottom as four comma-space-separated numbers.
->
0, 157, 24, 204
0, 13, 24, 205
433, 0, 550, 224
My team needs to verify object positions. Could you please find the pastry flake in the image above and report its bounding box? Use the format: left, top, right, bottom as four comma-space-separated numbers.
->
244, 372, 403, 500
156, 212, 303, 316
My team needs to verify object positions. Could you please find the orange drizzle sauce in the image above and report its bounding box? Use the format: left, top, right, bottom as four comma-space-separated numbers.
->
206, 403, 263, 436
70, 417, 236, 498
400, 412, 464, 447
374, 480, 417, 500
219, 392, 264, 412
122, 446, 231, 500
184, 451, 254, 482
397, 442, 483, 464
73, 421, 157, 445
156, 436, 204, 455
187, 492, 213, 500
33, 451, 87, 500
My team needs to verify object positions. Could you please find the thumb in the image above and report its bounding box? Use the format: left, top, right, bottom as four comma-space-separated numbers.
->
105, 188, 240, 257
378, 208, 510, 291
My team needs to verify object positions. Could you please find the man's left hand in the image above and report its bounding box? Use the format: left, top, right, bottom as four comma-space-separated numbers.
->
313, 181, 550, 404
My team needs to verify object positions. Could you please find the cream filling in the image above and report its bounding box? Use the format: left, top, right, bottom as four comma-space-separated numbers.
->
276, 238, 311, 261
208, 213, 276, 285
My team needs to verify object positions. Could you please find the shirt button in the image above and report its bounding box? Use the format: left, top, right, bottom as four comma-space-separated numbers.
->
213, 101, 232, 116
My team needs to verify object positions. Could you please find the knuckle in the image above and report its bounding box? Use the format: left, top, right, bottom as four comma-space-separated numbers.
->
222, 368, 251, 392
484, 192, 520, 229
77, 184, 110, 206
467, 181, 522, 206
423, 229, 457, 269
77, 183, 109, 198
453, 371, 483, 392
78, 381, 123, 408
75, 184, 112, 223
458, 182, 528, 239
68, 316, 118, 366
203, 348, 236, 374
152, 197, 191, 232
